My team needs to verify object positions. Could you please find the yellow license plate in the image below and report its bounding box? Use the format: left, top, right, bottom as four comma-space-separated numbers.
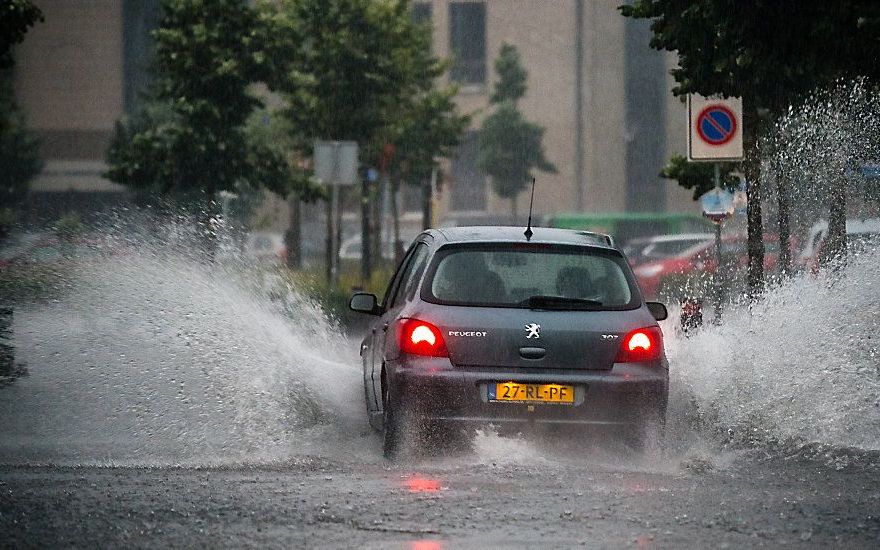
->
489, 382, 575, 404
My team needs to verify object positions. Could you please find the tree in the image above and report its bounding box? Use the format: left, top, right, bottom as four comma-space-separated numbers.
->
262, 0, 435, 145
0, 0, 43, 238
659, 154, 738, 200
0, 0, 43, 70
478, 44, 556, 217
378, 11, 470, 236
106, 0, 300, 249
621, 1, 880, 294
387, 86, 470, 230
262, 0, 468, 269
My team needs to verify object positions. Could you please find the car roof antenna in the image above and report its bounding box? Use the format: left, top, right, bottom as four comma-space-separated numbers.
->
524, 177, 536, 241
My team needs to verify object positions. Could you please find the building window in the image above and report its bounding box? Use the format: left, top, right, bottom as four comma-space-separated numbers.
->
450, 131, 486, 211
449, 2, 486, 85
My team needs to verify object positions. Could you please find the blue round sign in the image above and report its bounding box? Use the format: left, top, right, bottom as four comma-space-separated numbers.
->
696, 105, 737, 145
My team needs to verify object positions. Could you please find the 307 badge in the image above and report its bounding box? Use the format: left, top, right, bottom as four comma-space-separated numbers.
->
488, 382, 575, 404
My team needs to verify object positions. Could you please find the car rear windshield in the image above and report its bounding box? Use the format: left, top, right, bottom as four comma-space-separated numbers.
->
422, 244, 640, 309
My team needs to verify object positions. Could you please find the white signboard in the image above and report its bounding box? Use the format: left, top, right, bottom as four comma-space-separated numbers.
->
314, 140, 359, 185
687, 95, 743, 162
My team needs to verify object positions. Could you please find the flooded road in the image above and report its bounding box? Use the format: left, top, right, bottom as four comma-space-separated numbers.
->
2, 451, 879, 548
1, 239, 879, 547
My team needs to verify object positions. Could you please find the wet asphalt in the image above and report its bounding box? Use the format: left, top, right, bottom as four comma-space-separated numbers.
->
2, 448, 879, 549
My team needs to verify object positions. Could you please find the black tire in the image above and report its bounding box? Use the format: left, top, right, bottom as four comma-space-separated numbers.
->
382, 398, 402, 460
382, 378, 411, 460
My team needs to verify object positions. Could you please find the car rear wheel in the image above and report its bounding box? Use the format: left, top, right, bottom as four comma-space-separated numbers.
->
382, 409, 400, 459
382, 381, 410, 460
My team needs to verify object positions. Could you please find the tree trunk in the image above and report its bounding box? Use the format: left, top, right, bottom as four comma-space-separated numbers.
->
821, 184, 847, 268
421, 173, 433, 231
742, 109, 764, 299
325, 197, 333, 283
361, 178, 371, 284
370, 180, 382, 267
334, 186, 343, 282
744, 162, 764, 298
776, 175, 791, 278
391, 177, 402, 264
285, 195, 301, 269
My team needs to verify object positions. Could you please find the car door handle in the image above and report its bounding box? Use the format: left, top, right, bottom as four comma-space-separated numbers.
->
382, 322, 389, 332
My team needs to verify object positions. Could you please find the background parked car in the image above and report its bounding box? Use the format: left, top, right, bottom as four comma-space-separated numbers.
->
796, 218, 880, 271
622, 233, 714, 268
633, 234, 784, 300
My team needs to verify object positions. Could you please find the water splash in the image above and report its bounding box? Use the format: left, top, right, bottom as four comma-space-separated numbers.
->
0, 220, 367, 466
666, 246, 880, 453
1, 202, 878, 469
762, 79, 880, 239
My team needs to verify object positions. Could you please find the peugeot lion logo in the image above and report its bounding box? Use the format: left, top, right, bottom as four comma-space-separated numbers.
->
524, 323, 541, 339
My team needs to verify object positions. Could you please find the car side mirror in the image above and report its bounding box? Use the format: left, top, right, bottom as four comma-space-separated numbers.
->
350, 292, 381, 315
646, 301, 668, 321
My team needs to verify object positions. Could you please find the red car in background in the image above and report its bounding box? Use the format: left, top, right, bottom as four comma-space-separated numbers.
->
622, 233, 714, 268
633, 234, 784, 300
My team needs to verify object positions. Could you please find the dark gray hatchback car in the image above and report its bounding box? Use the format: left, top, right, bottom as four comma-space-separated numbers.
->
350, 226, 669, 458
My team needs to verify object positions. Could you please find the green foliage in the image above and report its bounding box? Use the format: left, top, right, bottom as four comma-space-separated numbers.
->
277, 262, 394, 328
479, 103, 556, 202
263, 0, 468, 215
244, 107, 324, 202
622, 1, 880, 287
478, 44, 556, 211
0, 261, 62, 303
0, 0, 43, 69
263, 0, 441, 147
490, 43, 527, 104
106, 0, 301, 206
620, 1, 880, 119
0, 2, 43, 235
377, 7, 469, 197
0, 69, 42, 211
389, 86, 470, 189
659, 154, 739, 200
54, 212, 84, 241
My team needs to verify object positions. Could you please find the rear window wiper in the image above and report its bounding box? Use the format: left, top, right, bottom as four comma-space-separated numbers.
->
519, 295, 604, 310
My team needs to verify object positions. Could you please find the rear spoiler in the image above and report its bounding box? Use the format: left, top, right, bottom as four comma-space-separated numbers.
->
575, 231, 615, 248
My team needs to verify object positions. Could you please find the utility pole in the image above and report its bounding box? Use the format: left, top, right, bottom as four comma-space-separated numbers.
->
712, 163, 723, 324
574, 0, 585, 211
360, 171, 372, 285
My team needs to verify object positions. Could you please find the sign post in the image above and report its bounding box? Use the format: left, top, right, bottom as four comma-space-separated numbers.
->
689, 94, 743, 324
700, 179, 735, 324
314, 141, 359, 286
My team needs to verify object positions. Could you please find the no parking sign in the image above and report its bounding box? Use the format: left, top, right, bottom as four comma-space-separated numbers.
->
687, 95, 743, 161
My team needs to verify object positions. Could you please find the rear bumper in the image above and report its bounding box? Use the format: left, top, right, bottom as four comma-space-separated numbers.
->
388, 358, 668, 427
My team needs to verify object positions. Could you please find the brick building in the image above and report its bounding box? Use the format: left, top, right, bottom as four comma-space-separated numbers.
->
12, 0, 158, 221
12, 1, 697, 228
409, 0, 698, 226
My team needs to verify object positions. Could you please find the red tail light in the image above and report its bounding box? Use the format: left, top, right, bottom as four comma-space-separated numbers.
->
399, 319, 448, 357
615, 326, 663, 363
